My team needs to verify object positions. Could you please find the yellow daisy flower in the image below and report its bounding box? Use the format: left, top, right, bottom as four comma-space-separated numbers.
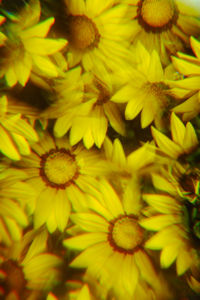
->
124, 0, 200, 65
111, 43, 171, 129
151, 112, 198, 159
0, 228, 62, 298
15, 132, 107, 233
0, 0, 67, 87
140, 187, 200, 276
64, 179, 168, 299
64, 0, 133, 71
43, 66, 125, 149
167, 36, 200, 121
0, 165, 35, 246
0, 95, 38, 160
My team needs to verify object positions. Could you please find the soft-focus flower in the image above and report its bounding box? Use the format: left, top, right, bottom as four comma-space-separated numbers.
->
64, 179, 170, 299
0, 95, 38, 160
111, 43, 172, 129
0, 0, 67, 87
123, 0, 200, 65
151, 112, 198, 159
0, 228, 62, 298
64, 0, 133, 71
15, 132, 107, 232
43, 66, 125, 148
140, 186, 200, 276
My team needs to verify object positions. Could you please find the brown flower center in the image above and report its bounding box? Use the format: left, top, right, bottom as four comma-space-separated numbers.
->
140, 0, 175, 29
95, 81, 110, 105
67, 15, 100, 50
40, 148, 79, 189
108, 216, 144, 253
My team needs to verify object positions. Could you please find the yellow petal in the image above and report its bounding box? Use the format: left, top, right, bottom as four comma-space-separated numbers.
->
5, 67, 18, 87
55, 190, 71, 232
112, 138, 126, 167
70, 213, 108, 233
151, 126, 182, 158
20, 17, 55, 39
160, 244, 180, 268
176, 250, 193, 275
171, 112, 186, 147
32, 55, 58, 77
11, 133, 30, 156
63, 232, 106, 250
183, 122, 198, 152
172, 56, 200, 76
0, 125, 20, 160
143, 194, 180, 214
14, 53, 32, 86
24, 37, 67, 55
140, 215, 178, 231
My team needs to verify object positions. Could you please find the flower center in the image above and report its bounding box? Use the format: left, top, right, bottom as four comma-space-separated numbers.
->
40, 149, 78, 189
109, 216, 144, 253
141, 0, 175, 28
67, 15, 100, 50
95, 81, 110, 105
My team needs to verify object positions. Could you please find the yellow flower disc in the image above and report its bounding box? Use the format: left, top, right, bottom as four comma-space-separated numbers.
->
141, 0, 175, 28
68, 15, 99, 50
41, 149, 78, 187
111, 216, 143, 252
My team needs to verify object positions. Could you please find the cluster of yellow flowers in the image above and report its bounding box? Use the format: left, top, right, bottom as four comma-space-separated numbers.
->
0, 0, 200, 299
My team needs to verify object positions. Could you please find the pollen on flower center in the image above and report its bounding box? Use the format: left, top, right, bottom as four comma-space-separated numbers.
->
109, 216, 144, 253
40, 148, 78, 189
141, 0, 175, 28
67, 15, 100, 50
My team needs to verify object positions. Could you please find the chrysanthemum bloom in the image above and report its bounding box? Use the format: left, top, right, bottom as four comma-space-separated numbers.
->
0, 95, 38, 160
16, 132, 107, 232
140, 181, 200, 276
167, 36, 200, 121
0, 165, 35, 246
0, 228, 62, 299
123, 0, 200, 65
64, 179, 170, 299
0, 0, 67, 87
111, 43, 172, 129
64, 0, 133, 71
43, 66, 125, 148
151, 112, 198, 160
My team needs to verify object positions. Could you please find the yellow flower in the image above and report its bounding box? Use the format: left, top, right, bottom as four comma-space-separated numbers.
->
111, 43, 171, 129
151, 112, 198, 159
43, 66, 125, 149
140, 189, 200, 276
0, 228, 62, 298
64, 179, 168, 299
167, 36, 200, 121
0, 0, 67, 87
124, 0, 200, 65
15, 132, 107, 233
0, 165, 35, 246
64, 0, 133, 71
0, 95, 38, 160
